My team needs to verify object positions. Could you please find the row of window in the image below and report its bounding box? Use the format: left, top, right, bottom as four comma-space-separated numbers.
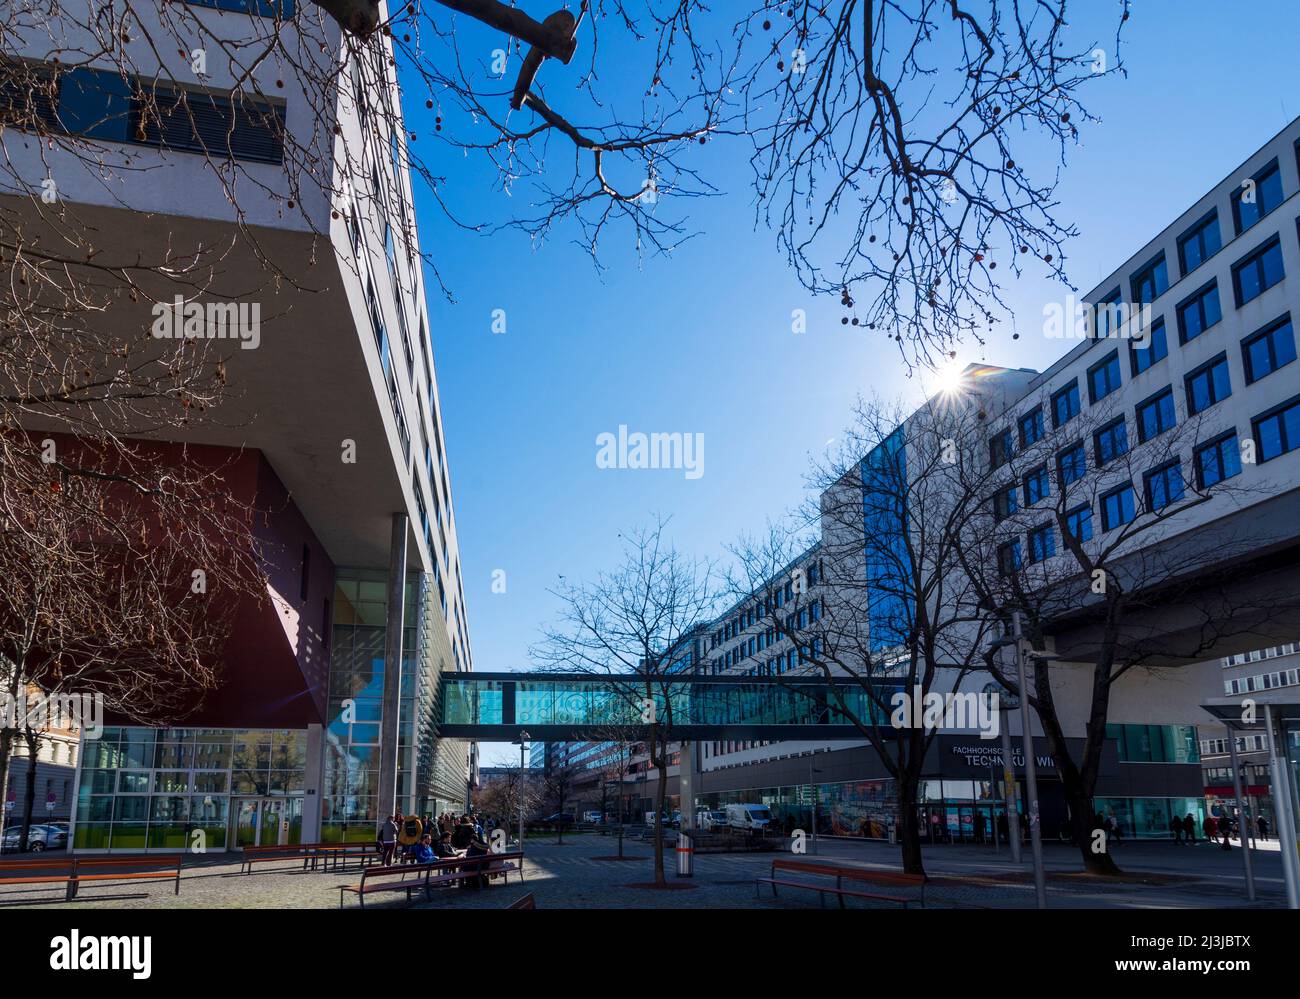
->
996, 393, 1300, 571
2, 62, 285, 164
992, 317, 1298, 528
709, 561, 823, 649
1224, 666, 1300, 696
1221, 642, 1300, 667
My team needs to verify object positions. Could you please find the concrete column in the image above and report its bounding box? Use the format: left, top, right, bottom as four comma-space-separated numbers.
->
1225, 727, 1255, 901
377, 514, 408, 822
676, 740, 694, 877
1264, 705, 1300, 909
302, 723, 324, 843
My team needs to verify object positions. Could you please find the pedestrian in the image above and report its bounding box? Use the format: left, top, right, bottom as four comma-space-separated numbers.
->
378, 812, 399, 866
1183, 812, 1196, 843
451, 814, 476, 850
1220, 815, 1232, 852
1203, 813, 1217, 842
1169, 814, 1182, 844
1257, 815, 1269, 841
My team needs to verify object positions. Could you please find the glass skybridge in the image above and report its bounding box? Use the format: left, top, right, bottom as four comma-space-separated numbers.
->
436, 672, 899, 741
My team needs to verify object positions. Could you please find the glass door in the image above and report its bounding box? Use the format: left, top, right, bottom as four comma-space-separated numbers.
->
234, 799, 260, 848
260, 799, 285, 846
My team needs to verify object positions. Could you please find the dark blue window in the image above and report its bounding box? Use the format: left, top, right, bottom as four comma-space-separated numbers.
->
1101, 484, 1137, 531
992, 484, 1018, 522
1130, 317, 1168, 375
1019, 407, 1044, 448
1137, 388, 1177, 442
1094, 417, 1129, 466
1027, 524, 1055, 564
1023, 465, 1050, 506
1088, 350, 1122, 403
1232, 237, 1285, 307
1130, 253, 1169, 305
1145, 461, 1186, 512
1052, 380, 1081, 428
1092, 288, 1123, 340
1243, 316, 1297, 384
1177, 282, 1222, 343
998, 541, 1022, 575
990, 428, 1014, 468
1231, 159, 1283, 235
1185, 354, 1232, 415
1178, 210, 1222, 276
55, 67, 133, 142
186, 0, 294, 15
1253, 397, 1300, 463
1057, 443, 1086, 487
1196, 432, 1242, 488
1065, 504, 1093, 542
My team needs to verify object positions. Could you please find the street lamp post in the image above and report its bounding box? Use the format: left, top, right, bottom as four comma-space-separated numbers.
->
518, 729, 530, 851
809, 756, 824, 855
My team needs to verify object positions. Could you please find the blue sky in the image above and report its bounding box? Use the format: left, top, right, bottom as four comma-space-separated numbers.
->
401, 1, 1300, 762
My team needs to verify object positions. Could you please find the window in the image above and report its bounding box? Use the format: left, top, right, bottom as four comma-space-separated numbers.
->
1144, 460, 1186, 512
1101, 483, 1137, 531
1185, 354, 1231, 415
1052, 380, 1080, 428
1092, 288, 1123, 340
1178, 209, 1222, 276
1253, 397, 1300, 462
1136, 388, 1176, 442
1130, 252, 1169, 305
1094, 417, 1129, 466
992, 484, 1018, 522
132, 84, 286, 165
998, 540, 1022, 575
1243, 315, 1296, 384
1232, 237, 1284, 307
1056, 442, 1086, 487
186, 0, 294, 16
1019, 407, 1044, 448
1065, 504, 1093, 542
1130, 317, 1168, 375
989, 428, 1014, 468
1027, 524, 1055, 564
1177, 282, 1221, 343
1196, 432, 1242, 488
1088, 350, 1122, 403
1231, 158, 1283, 235
1023, 465, 1050, 506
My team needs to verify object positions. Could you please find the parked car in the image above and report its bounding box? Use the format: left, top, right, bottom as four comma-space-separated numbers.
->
541, 812, 575, 827
1, 823, 68, 852
696, 809, 727, 831
725, 803, 774, 832
581, 810, 603, 824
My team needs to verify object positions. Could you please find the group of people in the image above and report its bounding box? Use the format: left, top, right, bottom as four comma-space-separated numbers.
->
377, 811, 507, 868
1168, 811, 1270, 846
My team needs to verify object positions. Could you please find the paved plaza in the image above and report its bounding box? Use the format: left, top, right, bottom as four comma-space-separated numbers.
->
1, 833, 1286, 910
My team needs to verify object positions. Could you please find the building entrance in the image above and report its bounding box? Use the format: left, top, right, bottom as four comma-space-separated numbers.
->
231, 798, 301, 848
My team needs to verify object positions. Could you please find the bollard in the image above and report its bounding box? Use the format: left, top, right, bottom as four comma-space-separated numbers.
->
676, 830, 693, 877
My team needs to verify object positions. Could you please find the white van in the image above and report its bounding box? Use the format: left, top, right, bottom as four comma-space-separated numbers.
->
726, 803, 774, 831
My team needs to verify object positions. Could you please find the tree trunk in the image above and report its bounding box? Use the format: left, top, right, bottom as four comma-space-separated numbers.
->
1062, 777, 1120, 875
895, 774, 927, 877
20, 735, 38, 852
652, 729, 667, 885
0, 728, 13, 847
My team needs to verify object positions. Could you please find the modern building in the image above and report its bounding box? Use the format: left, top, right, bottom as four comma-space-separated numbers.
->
606, 116, 1300, 843
3, 2, 475, 850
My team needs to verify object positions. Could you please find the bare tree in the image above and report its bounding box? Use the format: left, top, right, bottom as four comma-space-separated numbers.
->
956, 373, 1296, 874
728, 393, 1002, 876
534, 518, 716, 886
475, 756, 542, 844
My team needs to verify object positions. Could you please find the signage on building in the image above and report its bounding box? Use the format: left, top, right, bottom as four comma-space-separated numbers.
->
942, 740, 1055, 773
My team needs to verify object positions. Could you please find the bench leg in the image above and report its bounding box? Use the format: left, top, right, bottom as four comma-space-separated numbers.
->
65, 879, 76, 902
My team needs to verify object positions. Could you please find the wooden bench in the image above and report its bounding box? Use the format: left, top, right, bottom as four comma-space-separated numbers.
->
0, 854, 184, 901
338, 863, 434, 908
0, 858, 76, 901
240, 842, 380, 874
506, 891, 536, 909
755, 858, 921, 909
67, 855, 185, 900
338, 851, 525, 909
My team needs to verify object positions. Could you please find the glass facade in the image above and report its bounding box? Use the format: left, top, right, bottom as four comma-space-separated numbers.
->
440, 677, 897, 733
1106, 724, 1200, 764
72, 727, 306, 851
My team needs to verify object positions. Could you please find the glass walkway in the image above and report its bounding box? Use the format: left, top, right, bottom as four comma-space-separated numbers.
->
437, 672, 897, 741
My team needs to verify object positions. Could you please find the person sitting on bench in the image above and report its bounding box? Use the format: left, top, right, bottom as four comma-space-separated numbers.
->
412, 834, 436, 865
451, 816, 476, 851
434, 832, 458, 858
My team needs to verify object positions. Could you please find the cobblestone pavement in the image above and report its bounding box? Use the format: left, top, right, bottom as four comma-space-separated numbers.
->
1, 834, 1285, 910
